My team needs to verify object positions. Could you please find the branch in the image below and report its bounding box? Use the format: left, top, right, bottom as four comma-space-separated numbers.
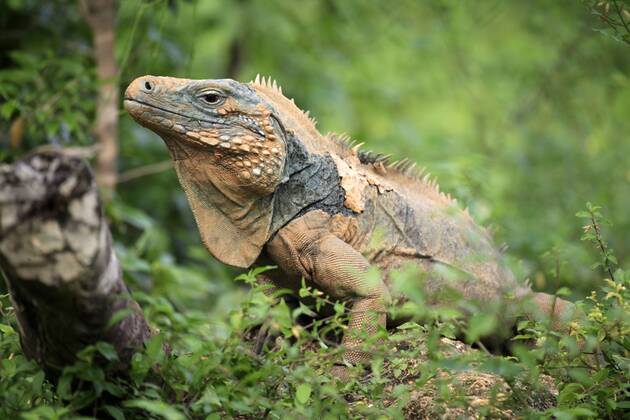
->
80, 0, 119, 201
117, 160, 173, 184
612, 0, 630, 41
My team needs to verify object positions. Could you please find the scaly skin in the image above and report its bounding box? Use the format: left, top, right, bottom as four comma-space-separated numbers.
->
124, 75, 576, 370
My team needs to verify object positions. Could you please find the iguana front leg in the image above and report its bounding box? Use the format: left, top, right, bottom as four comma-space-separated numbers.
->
309, 234, 391, 364
266, 212, 391, 367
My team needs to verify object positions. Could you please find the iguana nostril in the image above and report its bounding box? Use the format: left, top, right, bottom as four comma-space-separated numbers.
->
143, 80, 154, 92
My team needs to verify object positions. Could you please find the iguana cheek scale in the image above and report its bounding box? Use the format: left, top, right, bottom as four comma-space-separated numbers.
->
125, 75, 577, 369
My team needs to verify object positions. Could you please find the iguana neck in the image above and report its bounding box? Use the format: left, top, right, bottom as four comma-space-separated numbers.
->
165, 130, 352, 266
169, 147, 274, 268
177, 156, 270, 224
270, 132, 354, 235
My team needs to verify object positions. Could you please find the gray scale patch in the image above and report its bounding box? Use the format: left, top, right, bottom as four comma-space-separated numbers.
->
270, 132, 354, 235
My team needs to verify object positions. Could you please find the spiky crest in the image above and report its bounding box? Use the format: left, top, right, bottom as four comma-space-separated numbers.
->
250, 75, 319, 128
325, 131, 472, 218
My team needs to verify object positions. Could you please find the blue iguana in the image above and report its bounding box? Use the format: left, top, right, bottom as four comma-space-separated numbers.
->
124, 75, 576, 371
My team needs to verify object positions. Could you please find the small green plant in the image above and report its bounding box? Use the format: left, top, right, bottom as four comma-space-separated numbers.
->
527, 203, 630, 418
586, 0, 630, 46
0, 50, 96, 151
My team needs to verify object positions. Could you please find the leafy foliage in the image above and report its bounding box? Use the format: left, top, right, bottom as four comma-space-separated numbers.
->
0, 0, 95, 153
586, 0, 630, 45
1, 205, 629, 417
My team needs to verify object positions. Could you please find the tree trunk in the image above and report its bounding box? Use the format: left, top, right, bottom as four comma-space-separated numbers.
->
80, 0, 119, 201
0, 149, 151, 374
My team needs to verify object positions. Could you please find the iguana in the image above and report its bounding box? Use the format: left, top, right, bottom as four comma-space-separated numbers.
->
124, 75, 576, 371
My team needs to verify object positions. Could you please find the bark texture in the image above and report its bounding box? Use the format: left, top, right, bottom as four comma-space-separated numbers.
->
0, 149, 151, 373
80, 0, 119, 201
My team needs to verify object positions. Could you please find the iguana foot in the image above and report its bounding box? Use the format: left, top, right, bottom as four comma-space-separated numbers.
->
330, 364, 351, 382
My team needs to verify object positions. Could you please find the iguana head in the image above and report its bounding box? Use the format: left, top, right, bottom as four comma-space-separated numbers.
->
124, 75, 296, 267
124, 76, 287, 195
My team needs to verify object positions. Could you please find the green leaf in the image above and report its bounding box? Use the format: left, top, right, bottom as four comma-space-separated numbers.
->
333, 301, 345, 315
612, 354, 630, 371
293, 302, 317, 318
434, 306, 463, 320
512, 334, 535, 340
124, 399, 185, 420
557, 382, 584, 407
396, 322, 421, 330
103, 405, 126, 420
516, 320, 530, 331
57, 373, 73, 400
106, 308, 134, 329
251, 265, 277, 277
30, 370, 45, 394
465, 313, 497, 343
95, 341, 119, 362
0, 323, 15, 334
554, 407, 596, 418
21, 406, 71, 420
146, 334, 165, 362
295, 383, 312, 405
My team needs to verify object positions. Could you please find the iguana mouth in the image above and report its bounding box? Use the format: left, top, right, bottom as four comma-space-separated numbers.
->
124, 98, 230, 128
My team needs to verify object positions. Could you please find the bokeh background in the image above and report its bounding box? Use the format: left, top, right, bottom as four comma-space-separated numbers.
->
1, 0, 629, 307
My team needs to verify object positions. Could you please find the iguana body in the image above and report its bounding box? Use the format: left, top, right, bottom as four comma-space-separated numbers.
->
124, 75, 574, 367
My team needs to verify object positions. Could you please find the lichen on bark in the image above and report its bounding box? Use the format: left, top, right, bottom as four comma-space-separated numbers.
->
0, 149, 151, 374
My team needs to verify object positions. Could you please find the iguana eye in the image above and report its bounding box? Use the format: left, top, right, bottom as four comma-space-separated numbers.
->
201, 92, 223, 105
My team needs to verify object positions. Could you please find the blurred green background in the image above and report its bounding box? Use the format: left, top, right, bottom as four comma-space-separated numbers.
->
1, 0, 629, 304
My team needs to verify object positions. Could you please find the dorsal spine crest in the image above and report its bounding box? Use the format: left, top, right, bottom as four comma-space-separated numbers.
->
326, 131, 469, 214
250, 74, 317, 127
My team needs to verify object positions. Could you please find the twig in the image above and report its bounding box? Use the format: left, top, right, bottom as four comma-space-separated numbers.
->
612, 0, 630, 41
590, 212, 616, 282
475, 340, 492, 355
117, 160, 173, 183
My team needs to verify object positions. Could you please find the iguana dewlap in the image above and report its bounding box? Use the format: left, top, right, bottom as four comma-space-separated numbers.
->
124, 75, 575, 366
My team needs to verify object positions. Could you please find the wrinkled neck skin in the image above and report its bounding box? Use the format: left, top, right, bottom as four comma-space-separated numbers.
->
166, 131, 273, 213
177, 156, 265, 222
160, 133, 275, 268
